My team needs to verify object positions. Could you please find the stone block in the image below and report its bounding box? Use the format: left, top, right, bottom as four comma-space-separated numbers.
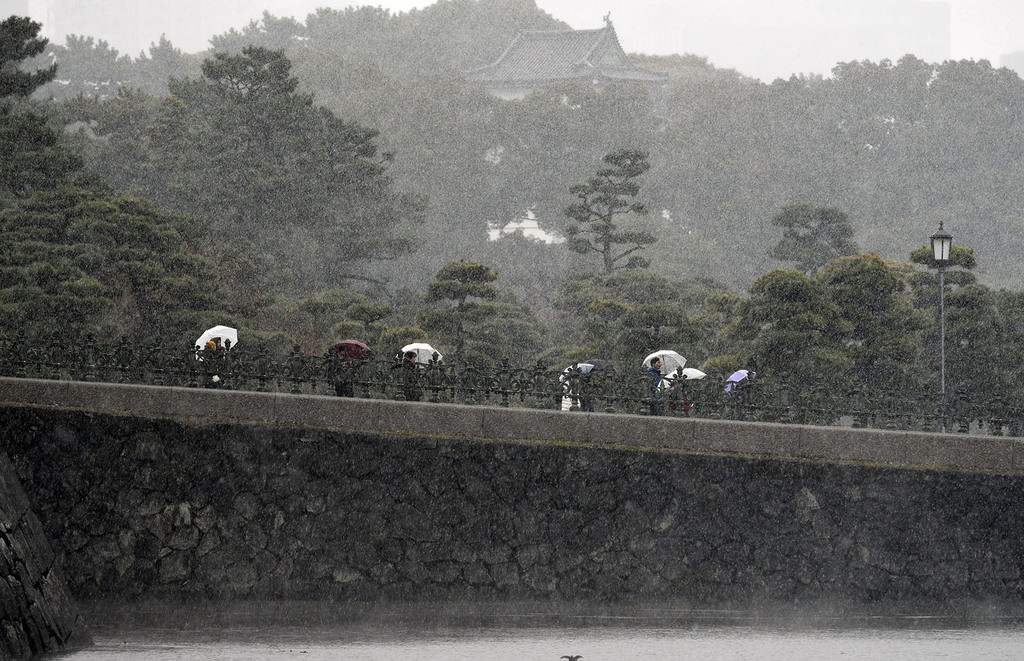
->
171, 388, 277, 426
796, 426, 909, 465
685, 418, 802, 457
1013, 440, 1024, 472
639, 415, 697, 451
272, 392, 380, 432
59, 380, 142, 414
0, 450, 91, 655
49, 381, 277, 427
479, 406, 587, 443
0, 377, 69, 407
905, 433, 1015, 472
375, 400, 485, 440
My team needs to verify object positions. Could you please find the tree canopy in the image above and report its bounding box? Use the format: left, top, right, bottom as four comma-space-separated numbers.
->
0, 182, 226, 341
1, 16, 81, 203
77, 46, 425, 305
767, 204, 859, 275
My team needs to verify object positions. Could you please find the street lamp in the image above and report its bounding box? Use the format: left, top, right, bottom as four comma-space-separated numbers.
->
930, 222, 952, 432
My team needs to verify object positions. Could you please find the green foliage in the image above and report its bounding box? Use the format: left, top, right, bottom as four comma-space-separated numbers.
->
0, 183, 226, 340
458, 294, 546, 367
420, 260, 543, 365
556, 269, 725, 368
267, 288, 397, 352
379, 325, 428, 357
0, 17, 82, 204
942, 283, 1004, 403
619, 302, 698, 359
725, 269, 853, 381
347, 300, 393, 326
426, 261, 499, 305
0, 103, 83, 201
199, 45, 302, 98
767, 204, 859, 275
71, 46, 425, 306
30, 4, 1024, 292
0, 16, 56, 97
817, 253, 924, 388
27, 2, 1024, 401
41, 34, 132, 99
909, 244, 977, 270
564, 149, 655, 274
420, 260, 498, 361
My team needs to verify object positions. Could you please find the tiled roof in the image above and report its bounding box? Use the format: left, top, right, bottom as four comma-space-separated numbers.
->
466, 23, 667, 85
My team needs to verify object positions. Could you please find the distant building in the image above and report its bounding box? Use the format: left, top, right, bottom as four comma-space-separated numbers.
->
465, 15, 667, 101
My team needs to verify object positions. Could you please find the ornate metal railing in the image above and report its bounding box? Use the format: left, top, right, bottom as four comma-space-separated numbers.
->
1, 331, 1021, 437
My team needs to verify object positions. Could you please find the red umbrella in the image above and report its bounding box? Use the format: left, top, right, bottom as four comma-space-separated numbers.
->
334, 340, 374, 359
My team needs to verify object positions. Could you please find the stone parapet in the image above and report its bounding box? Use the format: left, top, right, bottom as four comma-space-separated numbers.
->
1, 377, 1021, 473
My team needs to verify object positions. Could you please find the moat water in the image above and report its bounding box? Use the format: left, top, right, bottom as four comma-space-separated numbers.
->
62, 601, 1024, 660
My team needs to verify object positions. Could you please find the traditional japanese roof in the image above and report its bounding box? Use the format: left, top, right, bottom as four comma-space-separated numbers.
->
465, 19, 667, 88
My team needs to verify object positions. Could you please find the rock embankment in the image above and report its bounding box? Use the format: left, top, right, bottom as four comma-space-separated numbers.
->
3, 402, 1024, 613
0, 450, 91, 658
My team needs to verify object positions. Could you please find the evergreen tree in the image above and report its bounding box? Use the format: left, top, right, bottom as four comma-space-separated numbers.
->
420, 260, 543, 365
0, 182, 225, 340
0, 16, 56, 97
818, 253, 924, 391
422, 260, 498, 362
767, 204, 859, 275
132, 47, 423, 296
721, 269, 853, 383
563, 149, 656, 274
1, 16, 82, 202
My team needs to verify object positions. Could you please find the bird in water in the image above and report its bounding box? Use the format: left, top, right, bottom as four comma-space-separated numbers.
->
561, 656, 583, 661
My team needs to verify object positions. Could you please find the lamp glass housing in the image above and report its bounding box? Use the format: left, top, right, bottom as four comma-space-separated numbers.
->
931, 227, 952, 263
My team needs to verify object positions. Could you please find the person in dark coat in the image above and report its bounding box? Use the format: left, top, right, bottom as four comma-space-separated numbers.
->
647, 357, 664, 416
401, 350, 422, 401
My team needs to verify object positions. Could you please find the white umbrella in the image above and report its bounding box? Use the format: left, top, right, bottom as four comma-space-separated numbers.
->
642, 350, 686, 375
195, 325, 238, 351
558, 361, 609, 382
660, 367, 707, 390
400, 342, 443, 364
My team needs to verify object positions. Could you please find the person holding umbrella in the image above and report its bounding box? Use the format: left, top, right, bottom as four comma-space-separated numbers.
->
559, 359, 612, 412
647, 356, 664, 416
725, 369, 756, 393
195, 325, 237, 389
400, 350, 422, 401
331, 340, 373, 397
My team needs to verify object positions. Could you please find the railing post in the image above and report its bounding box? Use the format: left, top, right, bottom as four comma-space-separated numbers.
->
286, 345, 305, 394
82, 333, 98, 382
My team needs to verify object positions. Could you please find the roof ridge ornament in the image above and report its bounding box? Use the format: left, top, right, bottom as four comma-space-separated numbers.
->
604, 12, 612, 27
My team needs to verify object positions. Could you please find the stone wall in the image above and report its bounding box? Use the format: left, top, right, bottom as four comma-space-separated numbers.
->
0, 450, 91, 658
3, 393, 1024, 613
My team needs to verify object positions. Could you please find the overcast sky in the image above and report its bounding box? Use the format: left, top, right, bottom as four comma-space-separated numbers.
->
19, 0, 1024, 81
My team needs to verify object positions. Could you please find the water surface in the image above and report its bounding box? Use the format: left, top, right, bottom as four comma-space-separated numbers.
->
64, 601, 1024, 660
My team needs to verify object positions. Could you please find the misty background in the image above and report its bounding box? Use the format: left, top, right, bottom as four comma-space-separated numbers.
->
5, 0, 1024, 82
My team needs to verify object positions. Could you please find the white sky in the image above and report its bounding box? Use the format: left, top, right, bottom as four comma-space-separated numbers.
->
18, 0, 1024, 81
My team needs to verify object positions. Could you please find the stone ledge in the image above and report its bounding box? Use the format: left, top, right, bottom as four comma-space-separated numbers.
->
1, 377, 1021, 474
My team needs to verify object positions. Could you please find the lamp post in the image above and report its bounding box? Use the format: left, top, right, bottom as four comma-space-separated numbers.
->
930, 222, 952, 432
